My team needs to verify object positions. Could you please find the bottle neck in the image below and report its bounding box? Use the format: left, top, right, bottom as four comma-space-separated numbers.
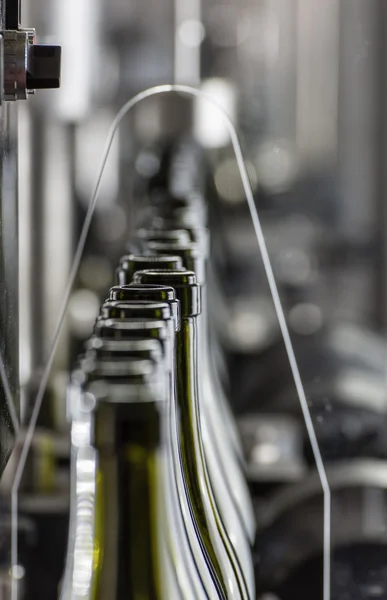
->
176, 317, 199, 424
92, 400, 168, 600
176, 316, 226, 595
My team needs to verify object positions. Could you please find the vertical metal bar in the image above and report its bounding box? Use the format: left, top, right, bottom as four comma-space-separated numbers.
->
28, 110, 45, 374
338, 0, 379, 243
375, 0, 387, 332
296, 0, 339, 169
174, 0, 201, 85
264, 0, 298, 142
5, 0, 20, 29
0, 101, 19, 470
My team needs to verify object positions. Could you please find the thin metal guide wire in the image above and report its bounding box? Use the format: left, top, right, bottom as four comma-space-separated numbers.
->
10, 84, 331, 600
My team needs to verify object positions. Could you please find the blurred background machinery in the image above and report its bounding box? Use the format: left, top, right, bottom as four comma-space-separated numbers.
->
18, 0, 387, 426
0, 0, 387, 598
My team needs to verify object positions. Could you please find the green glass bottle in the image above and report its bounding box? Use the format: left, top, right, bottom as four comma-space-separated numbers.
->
144, 240, 256, 545
62, 357, 179, 599
107, 285, 180, 327
93, 292, 226, 598
67, 316, 216, 600
137, 223, 226, 383
89, 363, 177, 599
85, 337, 164, 364
93, 318, 169, 342
133, 269, 250, 600
113, 261, 254, 591
104, 278, 253, 581
116, 255, 183, 287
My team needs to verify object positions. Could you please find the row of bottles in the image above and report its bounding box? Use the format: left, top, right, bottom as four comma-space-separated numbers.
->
60, 150, 256, 599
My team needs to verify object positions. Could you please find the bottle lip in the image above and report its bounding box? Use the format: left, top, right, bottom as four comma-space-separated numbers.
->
85, 336, 163, 359
79, 354, 156, 375
117, 255, 185, 286
133, 269, 197, 287
103, 300, 170, 308
119, 253, 184, 268
146, 242, 207, 285
82, 353, 158, 373
85, 377, 167, 409
94, 318, 170, 339
132, 270, 201, 317
85, 335, 162, 350
109, 284, 177, 301
107, 287, 180, 332
100, 301, 172, 321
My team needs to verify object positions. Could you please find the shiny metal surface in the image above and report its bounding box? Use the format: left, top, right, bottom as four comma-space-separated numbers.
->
3, 29, 33, 101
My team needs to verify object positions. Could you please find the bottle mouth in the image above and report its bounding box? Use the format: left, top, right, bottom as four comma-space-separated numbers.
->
85, 336, 163, 362
146, 242, 206, 284
79, 355, 157, 379
119, 253, 184, 269
132, 269, 201, 317
94, 318, 170, 340
117, 255, 185, 286
133, 268, 197, 286
109, 284, 177, 302
107, 287, 181, 332
100, 301, 172, 322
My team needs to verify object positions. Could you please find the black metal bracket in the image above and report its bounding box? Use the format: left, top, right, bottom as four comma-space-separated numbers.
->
5, 0, 21, 30
2, 0, 61, 99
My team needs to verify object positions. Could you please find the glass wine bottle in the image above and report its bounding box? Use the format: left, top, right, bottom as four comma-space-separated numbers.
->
133, 269, 251, 600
